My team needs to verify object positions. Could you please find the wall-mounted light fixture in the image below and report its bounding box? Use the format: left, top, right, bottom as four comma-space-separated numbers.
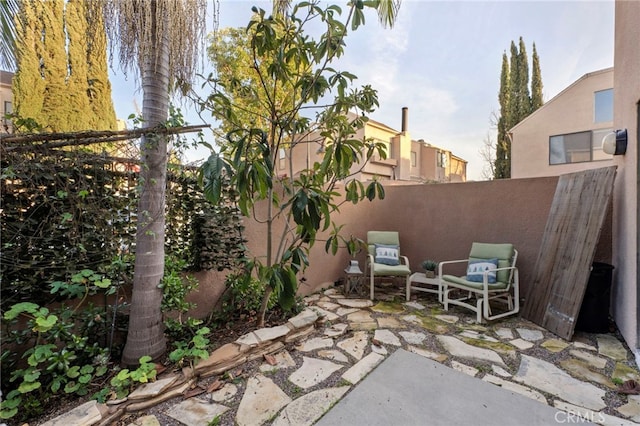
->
602, 129, 628, 155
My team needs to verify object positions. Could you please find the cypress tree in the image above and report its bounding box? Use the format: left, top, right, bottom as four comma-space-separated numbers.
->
495, 52, 510, 179
12, 0, 117, 132
40, 0, 71, 132
493, 37, 544, 179
13, 0, 46, 126
531, 43, 543, 110
86, 3, 117, 131
507, 40, 519, 132
66, 0, 92, 130
516, 37, 531, 120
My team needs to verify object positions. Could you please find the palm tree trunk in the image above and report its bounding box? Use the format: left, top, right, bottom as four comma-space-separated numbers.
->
121, 9, 169, 365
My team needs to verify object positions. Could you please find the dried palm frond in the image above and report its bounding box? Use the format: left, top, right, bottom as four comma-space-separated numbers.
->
88, 0, 207, 87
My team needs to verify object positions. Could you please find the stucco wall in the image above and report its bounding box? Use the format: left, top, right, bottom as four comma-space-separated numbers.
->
612, 0, 640, 352
189, 176, 613, 318
511, 68, 615, 179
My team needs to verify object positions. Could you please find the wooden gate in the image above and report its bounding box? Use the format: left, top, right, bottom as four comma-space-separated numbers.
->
521, 166, 617, 340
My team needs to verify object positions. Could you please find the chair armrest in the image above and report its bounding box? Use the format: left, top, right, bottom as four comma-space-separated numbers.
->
438, 259, 468, 277
400, 255, 410, 269
478, 265, 519, 288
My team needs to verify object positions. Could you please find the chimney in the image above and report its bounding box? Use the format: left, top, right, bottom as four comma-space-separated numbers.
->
401, 107, 408, 133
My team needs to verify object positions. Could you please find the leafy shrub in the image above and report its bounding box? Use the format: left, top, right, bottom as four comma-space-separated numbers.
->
108, 356, 157, 399
211, 271, 276, 325
169, 327, 211, 368
160, 255, 199, 341
1, 302, 110, 421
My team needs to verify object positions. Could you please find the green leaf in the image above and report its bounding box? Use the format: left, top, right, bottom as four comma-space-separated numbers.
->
95, 278, 111, 288
64, 381, 80, 393
18, 380, 41, 393
67, 365, 80, 378
34, 314, 58, 332
80, 365, 94, 374
138, 355, 152, 364
3, 302, 39, 320
0, 407, 18, 420
80, 269, 94, 277
61, 212, 73, 223
23, 369, 41, 382
169, 349, 186, 362
366, 182, 376, 201
51, 377, 63, 392
115, 369, 130, 381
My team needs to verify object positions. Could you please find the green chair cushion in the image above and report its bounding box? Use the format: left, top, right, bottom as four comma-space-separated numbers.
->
372, 263, 411, 276
442, 274, 509, 290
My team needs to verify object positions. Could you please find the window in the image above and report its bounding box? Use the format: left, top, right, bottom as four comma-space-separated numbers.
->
437, 151, 447, 168
594, 89, 613, 123
591, 128, 611, 161
3, 101, 11, 126
410, 151, 417, 167
549, 129, 612, 165
278, 148, 286, 169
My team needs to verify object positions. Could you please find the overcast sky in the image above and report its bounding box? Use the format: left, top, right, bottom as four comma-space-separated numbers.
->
109, 0, 615, 180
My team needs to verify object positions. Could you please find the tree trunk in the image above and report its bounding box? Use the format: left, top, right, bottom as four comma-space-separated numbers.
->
121, 11, 170, 365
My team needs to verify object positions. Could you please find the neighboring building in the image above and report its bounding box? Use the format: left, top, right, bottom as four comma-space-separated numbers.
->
510, 68, 615, 178
1, 71, 13, 134
276, 107, 467, 184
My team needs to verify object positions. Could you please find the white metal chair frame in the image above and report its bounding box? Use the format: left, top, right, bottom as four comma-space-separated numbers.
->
365, 231, 411, 301
440, 249, 519, 323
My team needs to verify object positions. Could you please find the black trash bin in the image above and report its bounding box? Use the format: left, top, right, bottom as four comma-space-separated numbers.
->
576, 262, 614, 333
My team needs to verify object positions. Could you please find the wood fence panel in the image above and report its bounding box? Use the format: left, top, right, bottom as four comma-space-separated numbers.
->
521, 166, 616, 340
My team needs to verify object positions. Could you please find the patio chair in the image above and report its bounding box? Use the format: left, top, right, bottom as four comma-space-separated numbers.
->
366, 231, 411, 301
440, 242, 519, 323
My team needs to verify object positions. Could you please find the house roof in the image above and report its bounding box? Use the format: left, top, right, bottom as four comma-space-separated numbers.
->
509, 67, 614, 133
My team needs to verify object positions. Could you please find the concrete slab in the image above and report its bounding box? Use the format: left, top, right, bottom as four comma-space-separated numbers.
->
316, 349, 572, 426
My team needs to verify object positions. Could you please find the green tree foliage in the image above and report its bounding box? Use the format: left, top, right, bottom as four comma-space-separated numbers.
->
495, 52, 510, 180
206, 27, 294, 141
12, 0, 116, 132
40, 0, 71, 130
12, 0, 46, 125
199, 2, 391, 326
531, 43, 543, 110
85, 2, 116, 130
494, 36, 544, 179
66, 0, 92, 130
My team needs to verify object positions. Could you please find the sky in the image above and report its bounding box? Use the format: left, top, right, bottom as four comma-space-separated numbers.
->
108, 0, 615, 181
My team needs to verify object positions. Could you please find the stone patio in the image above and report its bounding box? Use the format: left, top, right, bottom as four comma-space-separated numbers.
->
41, 285, 640, 426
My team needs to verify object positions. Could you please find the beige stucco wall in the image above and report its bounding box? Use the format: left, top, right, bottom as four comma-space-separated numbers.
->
612, 0, 640, 353
188, 176, 613, 318
511, 68, 615, 178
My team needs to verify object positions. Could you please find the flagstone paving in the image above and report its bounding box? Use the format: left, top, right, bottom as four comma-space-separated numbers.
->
44, 286, 640, 426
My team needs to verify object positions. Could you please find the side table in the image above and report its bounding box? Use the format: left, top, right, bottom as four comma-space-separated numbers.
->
409, 272, 442, 303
